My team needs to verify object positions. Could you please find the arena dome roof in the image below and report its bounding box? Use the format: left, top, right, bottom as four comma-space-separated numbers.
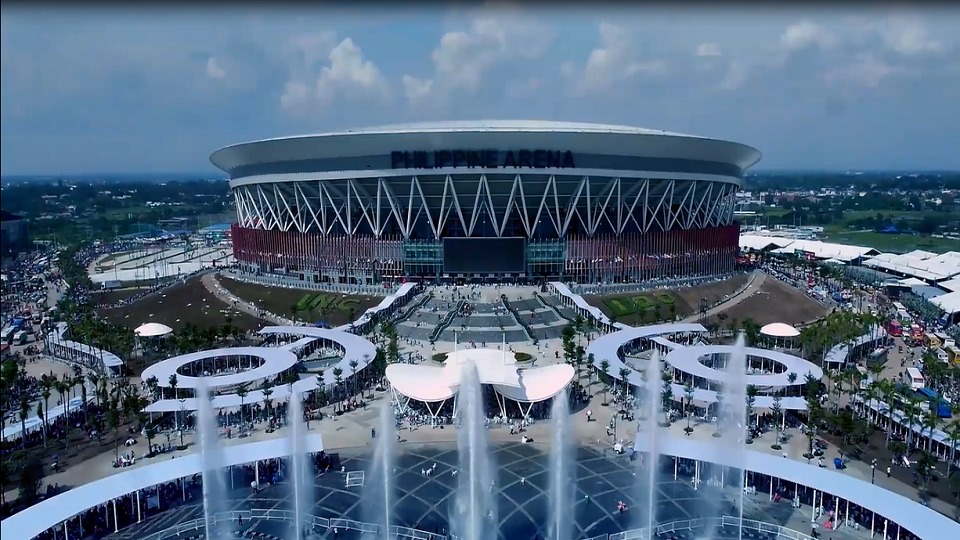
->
210, 119, 762, 176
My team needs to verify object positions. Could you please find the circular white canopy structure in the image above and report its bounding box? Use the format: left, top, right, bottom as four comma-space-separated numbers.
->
585, 323, 823, 411
664, 345, 822, 389
135, 322, 173, 337
760, 322, 800, 338
142, 327, 377, 413
386, 348, 574, 404
141, 347, 298, 390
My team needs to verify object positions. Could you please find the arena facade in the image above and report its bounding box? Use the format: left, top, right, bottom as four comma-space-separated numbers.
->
211, 121, 761, 285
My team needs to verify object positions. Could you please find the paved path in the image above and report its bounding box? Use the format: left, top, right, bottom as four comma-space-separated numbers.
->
201, 272, 294, 326
681, 270, 766, 323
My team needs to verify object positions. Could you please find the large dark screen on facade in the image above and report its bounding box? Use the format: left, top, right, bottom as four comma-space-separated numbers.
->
443, 238, 526, 273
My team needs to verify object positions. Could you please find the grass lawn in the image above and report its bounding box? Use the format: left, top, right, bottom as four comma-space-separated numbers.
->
823, 229, 960, 254
216, 275, 382, 327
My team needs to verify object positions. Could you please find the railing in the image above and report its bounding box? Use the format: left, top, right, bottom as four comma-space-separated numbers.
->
391, 292, 433, 325
137, 511, 824, 540
500, 294, 538, 344
429, 299, 465, 343
536, 292, 574, 323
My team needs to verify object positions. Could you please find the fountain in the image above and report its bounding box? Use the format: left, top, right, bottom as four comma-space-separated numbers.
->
703, 334, 749, 540
287, 392, 314, 540
452, 360, 497, 540
548, 388, 574, 540
636, 350, 663, 538
363, 401, 397, 539
196, 378, 230, 539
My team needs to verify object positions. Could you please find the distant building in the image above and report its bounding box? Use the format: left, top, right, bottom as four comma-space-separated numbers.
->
0, 210, 30, 258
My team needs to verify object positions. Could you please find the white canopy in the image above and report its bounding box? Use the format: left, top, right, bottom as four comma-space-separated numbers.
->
135, 322, 173, 337
759, 322, 800, 338
386, 349, 572, 404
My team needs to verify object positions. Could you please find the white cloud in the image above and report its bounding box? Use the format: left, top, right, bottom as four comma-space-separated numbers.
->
719, 60, 748, 91
281, 36, 389, 114
427, 5, 553, 94
824, 54, 907, 88
696, 42, 721, 57
205, 57, 226, 80
401, 75, 433, 106
780, 20, 837, 53
504, 76, 542, 98
872, 15, 944, 56
564, 23, 666, 96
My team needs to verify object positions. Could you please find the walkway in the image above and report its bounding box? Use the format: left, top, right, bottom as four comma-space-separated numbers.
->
200, 272, 293, 326
681, 270, 767, 323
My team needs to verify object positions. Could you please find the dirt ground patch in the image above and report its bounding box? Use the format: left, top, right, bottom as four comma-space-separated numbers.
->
97, 276, 264, 332
707, 277, 829, 327
217, 276, 382, 327
90, 287, 151, 306
585, 274, 749, 326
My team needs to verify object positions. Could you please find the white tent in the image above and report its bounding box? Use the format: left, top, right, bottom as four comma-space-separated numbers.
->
135, 322, 173, 338
760, 322, 800, 338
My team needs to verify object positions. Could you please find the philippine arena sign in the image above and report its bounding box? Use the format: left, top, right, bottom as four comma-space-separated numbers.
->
391, 149, 576, 170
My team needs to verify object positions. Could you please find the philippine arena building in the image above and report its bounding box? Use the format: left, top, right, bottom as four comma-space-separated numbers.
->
211, 121, 761, 285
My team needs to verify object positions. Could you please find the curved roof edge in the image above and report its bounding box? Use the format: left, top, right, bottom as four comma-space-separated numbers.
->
635, 435, 958, 540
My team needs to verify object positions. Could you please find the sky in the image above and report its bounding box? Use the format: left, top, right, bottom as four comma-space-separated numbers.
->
2, 3, 959, 175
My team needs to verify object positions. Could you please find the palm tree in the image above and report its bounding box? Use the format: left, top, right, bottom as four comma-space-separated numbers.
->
599, 360, 611, 405
661, 368, 674, 426
946, 421, 960, 466
713, 390, 724, 438
332, 367, 344, 412
922, 409, 939, 453
261, 382, 274, 424
745, 385, 758, 442
236, 383, 250, 432
87, 372, 102, 408
314, 370, 325, 409
349, 359, 360, 397
168, 374, 179, 431
39, 377, 52, 448
35, 401, 45, 446
683, 381, 695, 434
618, 367, 632, 404
19, 397, 30, 443
771, 394, 784, 450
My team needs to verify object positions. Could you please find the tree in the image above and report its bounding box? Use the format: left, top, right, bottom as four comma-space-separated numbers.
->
771, 394, 784, 451
661, 368, 674, 426
236, 383, 250, 432
107, 400, 122, 461
349, 359, 360, 397
168, 374, 179, 431
261, 381, 274, 424
745, 385, 758, 443
683, 381, 695, 434
18, 397, 30, 444
332, 367, 345, 412
17, 455, 45, 503
39, 375, 52, 447
713, 391, 724, 438
618, 367, 632, 404
599, 360, 611, 405
315, 370, 326, 409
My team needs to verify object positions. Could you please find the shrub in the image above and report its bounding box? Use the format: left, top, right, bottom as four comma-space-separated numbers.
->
432, 353, 448, 363
515, 352, 533, 362
655, 293, 674, 305
632, 296, 655, 312
603, 297, 635, 317
294, 294, 316, 311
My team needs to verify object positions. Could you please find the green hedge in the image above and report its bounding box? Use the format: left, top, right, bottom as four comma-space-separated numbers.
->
308, 294, 328, 310
432, 353, 448, 363
655, 293, 674, 305
632, 296, 655, 312
603, 297, 635, 317
294, 294, 316, 311
514, 352, 532, 362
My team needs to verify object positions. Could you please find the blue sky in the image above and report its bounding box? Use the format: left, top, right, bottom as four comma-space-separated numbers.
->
2, 4, 959, 175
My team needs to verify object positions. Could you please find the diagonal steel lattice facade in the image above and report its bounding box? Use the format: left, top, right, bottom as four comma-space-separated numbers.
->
230, 173, 741, 284
232, 174, 738, 239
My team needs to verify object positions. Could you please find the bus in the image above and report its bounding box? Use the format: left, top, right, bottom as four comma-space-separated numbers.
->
887, 320, 903, 337
904, 367, 924, 390
916, 388, 952, 418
